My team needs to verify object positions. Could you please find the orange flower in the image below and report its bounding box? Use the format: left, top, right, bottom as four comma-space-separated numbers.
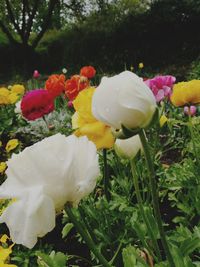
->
65, 75, 89, 101
80, 66, 96, 79
45, 74, 66, 98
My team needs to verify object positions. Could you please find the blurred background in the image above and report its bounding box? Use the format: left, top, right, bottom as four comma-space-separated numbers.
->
0, 0, 200, 82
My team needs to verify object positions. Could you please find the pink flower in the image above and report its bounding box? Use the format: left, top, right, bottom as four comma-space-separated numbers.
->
21, 89, 54, 121
33, 70, 40, 79
67, 100, 73, 108
184, 105, 197, 116
145, 75, 176, 102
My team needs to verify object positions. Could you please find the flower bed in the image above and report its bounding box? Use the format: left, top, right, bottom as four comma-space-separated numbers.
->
0, 67, 200, 267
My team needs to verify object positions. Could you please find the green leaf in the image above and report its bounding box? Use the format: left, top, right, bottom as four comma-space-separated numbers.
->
180, 237, 200, 256
36, 251, 68, 267
122, 245, 148, 267
53, 252, 68, 267
143, 206, 159, 238
170, 245, 186, 267
62, 223, 74, 238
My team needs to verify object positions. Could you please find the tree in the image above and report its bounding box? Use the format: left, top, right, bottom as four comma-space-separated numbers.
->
0, 0, 62, 49
0, 0, 90, 75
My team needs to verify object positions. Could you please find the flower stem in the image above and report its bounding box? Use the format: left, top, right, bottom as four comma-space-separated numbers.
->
130, 159, 161, 262
139, 129, 175, 267
65, 203, 112, 267
42, 116, 49, 131
188, 115, 200, 167
103, 149, 111, 201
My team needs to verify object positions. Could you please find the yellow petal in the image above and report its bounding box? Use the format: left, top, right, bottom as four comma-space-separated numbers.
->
0, 263, 18, 267
0, 247, 12, 261
0, 95, 10, 105
73, 87, 96, 123
94, 127, 115, 149
10, 84, 25, 95
8, 93, 19, 104
171, 80, 200, 106
0, 162, 7, 173
6, 139, 19, 153
0, 88, 10, 96
74, 122, 114, 149
0, 235, 9, 244
159, 115, 168, 127
138, 62, 144, 69
72, 112, 85, 129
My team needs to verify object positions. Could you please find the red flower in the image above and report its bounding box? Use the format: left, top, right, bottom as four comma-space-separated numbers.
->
45, 74, 66, 98
80, 66, 96, 79
21, 89, 54, 121
65, 75, 89, 101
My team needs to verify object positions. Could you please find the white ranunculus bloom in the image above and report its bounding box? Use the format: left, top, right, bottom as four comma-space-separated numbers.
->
114, 135, 143, 159
0, 134, 99, 248
92, 71, 157, 130
14, 100, 21, 114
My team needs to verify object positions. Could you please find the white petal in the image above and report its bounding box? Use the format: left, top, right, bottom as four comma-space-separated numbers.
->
92, 71, 157, 130
0, 133, 100, 247
115, 135, 143, 159
0, 186, 55, 248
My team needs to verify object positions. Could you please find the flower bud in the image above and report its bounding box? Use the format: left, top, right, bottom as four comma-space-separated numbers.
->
33, 70, 40, 79
184, 105, 197, 116
114, 135, 142, 159
92, 71, 157, 133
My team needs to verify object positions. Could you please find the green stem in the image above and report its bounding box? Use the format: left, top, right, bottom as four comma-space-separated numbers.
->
130, 159, 161, 262
103, 149, 110, 201
65, 204, 112, 267
42, 116, 49, 131
139, 129, 175, 267
78, 206, 97, 243
188, 115, 200, 166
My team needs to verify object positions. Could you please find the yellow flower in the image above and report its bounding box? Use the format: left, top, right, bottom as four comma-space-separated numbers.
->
0, 88, 10, 96
0, 162, 7, 174
0, 141, 2, 147
0, 235, 9, 244
10, 84, 25, 95
0, 88, 10, 105
130, 65, 134, 72
5, 139, 19, 153
160, 115, 168, 127
0, 236, 17, 267
138, 62, 144, 69
171, 80, 200, 107
8, 93, 19, 104
72, 87, 115, 149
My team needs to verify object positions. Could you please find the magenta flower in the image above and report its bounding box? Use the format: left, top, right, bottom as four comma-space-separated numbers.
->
21, 89, 54, 121
145, 75, 176, 102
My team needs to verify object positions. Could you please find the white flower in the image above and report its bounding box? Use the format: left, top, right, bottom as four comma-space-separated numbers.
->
114, 135, 142, 159
14, 100, 21, 114
92, 71, 156, 130
0, 134, 99, 248
62, 68, 67, 74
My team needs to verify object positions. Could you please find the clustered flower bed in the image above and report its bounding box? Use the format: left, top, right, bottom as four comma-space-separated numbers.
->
0, 66, 200, 267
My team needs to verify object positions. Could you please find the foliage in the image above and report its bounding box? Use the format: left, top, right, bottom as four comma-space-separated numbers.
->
1, 68, 200, 266
187, 59, 200, 80
1, 0, 200, 81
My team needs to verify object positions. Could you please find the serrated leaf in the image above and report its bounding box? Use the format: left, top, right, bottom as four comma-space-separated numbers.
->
180, 237, 200, 256
53, 252, 68, 267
